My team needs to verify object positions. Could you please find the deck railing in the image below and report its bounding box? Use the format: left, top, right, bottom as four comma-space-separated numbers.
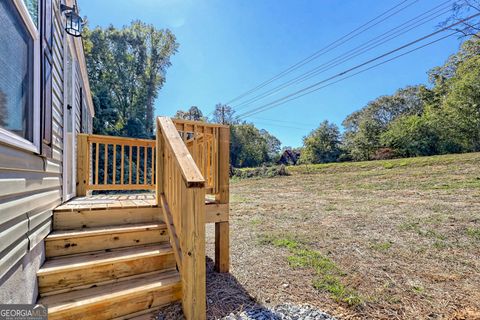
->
172, 119, 229, 196
77, 134, 156, 194
172, 119, 230, 274
156, 117, 206, 320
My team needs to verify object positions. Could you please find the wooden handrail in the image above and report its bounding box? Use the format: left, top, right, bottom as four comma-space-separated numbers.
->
158, 117, 205, 187
76, 134, 156, 194
156, 116, 206, 320
172, 119, 226, 195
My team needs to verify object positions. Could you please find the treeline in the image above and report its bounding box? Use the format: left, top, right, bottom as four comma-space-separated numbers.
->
84, 21, 178, 138
84, 21, 480, 169
299, 35, 480, 164
177, 36, 480, 167
174, 105, 281, 168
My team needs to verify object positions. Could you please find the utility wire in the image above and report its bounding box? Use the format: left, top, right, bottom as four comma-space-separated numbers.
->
236, 14, 480, 119
251, 121, 307, 130
222, 0, 418, 107
250, 117, 318, 127
240, 33, 457, 119
233, 0, 456, 110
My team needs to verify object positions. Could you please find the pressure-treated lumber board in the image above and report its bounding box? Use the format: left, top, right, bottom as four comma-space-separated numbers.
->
38, 244, 176, 295
76, 134, 88, 196
215, 126, 230, 273
45, 224, 169, 257
115, 306, 167, 320
181, 186, 206, 320
215, 222, 230, 273
205, 203, 229, 223
53, 207, 162, 230
39, 270, 181, 320
157, 117, 205, 187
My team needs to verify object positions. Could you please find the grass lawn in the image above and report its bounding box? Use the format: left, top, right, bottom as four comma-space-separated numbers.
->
206, 152, 480, 319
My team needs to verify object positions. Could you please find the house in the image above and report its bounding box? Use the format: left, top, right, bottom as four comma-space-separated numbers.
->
0, 1, 229, 319
0, 0, 94, 303
278, 148, 301, 165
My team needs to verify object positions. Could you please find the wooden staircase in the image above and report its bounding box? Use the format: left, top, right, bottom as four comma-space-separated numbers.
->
37, 118, 231, 319
37, 204, 181, 320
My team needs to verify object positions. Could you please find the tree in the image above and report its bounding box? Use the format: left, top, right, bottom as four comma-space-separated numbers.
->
229, 124, 281, 167
174, 106, 205, 121
299, 121, 342, 164
441, 54, 480, 151
342, 86, 425, 160
440, 0, 480, 38
83, 21, 178, 137
260, 129, 281, 161
211, 103, 237, 125
381, 115, 439, 157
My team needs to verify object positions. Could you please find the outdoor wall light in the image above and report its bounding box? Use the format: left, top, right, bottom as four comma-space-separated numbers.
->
60, 4, 83, 37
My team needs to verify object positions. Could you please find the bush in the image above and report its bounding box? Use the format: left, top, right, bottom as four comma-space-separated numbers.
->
231, 164, 289, 179
372, 148, 397, 160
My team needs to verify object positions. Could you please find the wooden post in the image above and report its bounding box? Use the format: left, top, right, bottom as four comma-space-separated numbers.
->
215, 126, 230, 273
76, 134, 89, 196
156, 123, 164, 204
182, 186, 206, 320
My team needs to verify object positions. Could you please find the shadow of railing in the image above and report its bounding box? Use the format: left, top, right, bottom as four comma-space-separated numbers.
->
156, 257, 279, 320
205, 257, 278, 319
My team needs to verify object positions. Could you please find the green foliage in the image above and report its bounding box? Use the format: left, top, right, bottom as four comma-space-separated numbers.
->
342, 86, 425, 161
299, 120, 342, 164
231, 165, 289, 179
466, 227, 480, 240
174, 106, 205, 121
84, 21, 178, 138
380, 115, 439, 157
338, 35, 480, 161
230, 124, 281, 167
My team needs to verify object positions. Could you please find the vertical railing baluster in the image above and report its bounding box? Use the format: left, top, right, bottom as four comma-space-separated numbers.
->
95, 142, 99, 185
121, 145, 124, 185
129, 145, 132, 185
104, 144, 108, 185
113, 144, 116, 185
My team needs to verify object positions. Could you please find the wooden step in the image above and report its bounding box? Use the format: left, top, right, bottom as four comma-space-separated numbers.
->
38, 244, 176, 296
45, 223, 169, 257
38, 270, 182, 320
53, 207, 162, 230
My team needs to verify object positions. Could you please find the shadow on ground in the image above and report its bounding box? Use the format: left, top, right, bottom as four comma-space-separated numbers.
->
156, 257, 276, 320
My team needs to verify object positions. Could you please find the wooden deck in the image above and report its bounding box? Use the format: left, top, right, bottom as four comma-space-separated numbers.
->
55, 193, 228, 225
55, 193, 157, 211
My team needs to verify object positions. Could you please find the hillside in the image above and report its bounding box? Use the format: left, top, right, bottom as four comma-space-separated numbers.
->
206, 152, 480, 319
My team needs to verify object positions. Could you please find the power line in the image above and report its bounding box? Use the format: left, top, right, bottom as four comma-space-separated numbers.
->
251, 121, 307, 131
250, 117, 318, 127
236, 13, 480, 119
233, 0, 456, 110
223, 0, 418, 106
240, 33, 458, 119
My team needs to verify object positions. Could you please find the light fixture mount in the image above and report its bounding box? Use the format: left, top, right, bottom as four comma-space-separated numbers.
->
60, 3, 83, 37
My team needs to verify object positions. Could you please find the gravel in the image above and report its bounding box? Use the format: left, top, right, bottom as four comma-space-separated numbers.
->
220, 304, 335, 320
156, 303, 335, 320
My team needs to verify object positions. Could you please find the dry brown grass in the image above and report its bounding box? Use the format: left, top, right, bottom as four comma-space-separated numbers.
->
205, 152, 480, 319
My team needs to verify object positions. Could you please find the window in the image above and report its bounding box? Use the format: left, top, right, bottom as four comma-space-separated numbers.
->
0, 0, 40, 153
22, 0, 38, 27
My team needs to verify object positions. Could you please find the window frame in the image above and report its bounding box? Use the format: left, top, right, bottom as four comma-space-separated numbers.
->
0, 0, 41, 154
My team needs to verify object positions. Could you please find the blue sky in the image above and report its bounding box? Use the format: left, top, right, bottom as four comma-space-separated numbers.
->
80, 0, 464, 147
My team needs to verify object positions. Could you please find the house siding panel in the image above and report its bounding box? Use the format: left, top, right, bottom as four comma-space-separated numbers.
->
0, 0, 93, 303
